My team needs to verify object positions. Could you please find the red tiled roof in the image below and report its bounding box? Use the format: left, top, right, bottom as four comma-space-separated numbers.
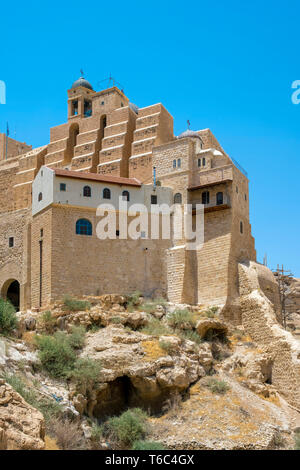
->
51, 168, 142, 187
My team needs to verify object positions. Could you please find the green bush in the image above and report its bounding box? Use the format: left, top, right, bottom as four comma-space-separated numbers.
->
132, 440, 165, 450
295, 431, 300, 450
204, 306, 219, 318
126, 291, 142, 312
179, 329, 203, 345
106, 408, 148, 446
204, 377, 230, 394
63, 295, 91, 312
91, 423, 104, 442
0, 298, 17, 335
39, 311, 56, 333
67, 325, 86, 349
141, 317, 170, 336
139, 298, 166, 315
67, 357, 101, 388
167, 309, 195, 330
35, 332, 76, 377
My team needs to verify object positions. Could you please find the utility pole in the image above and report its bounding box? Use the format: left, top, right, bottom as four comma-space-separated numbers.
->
274, 264, 294, 329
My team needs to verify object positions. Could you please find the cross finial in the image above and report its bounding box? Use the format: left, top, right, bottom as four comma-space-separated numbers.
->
187, 120, 191, 129
80, 68, 84, 77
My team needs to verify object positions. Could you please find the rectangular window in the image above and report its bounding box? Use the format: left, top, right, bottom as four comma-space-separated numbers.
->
151, 195, 158, 205
60, 183, 66, 191
9, 237, 14, 247
198, 158, 201, 167
116, 230, 120, 237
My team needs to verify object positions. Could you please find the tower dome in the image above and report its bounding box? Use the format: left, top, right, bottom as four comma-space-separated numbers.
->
71, 76, 93, 91
177, 129, 202, 140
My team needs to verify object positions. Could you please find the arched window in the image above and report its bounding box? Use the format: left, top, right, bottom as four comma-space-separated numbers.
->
38, 192, 43, 202
216, 192, 223, 205
76, 219, 92, 236
173, 159, 176, 169
202, 157, 206, 166
177, 158, 181, 168
122, 190, 130, 201
198, 158, 201, 167
240, 221, 243, 234
202, 191, 210, 204
174, 193, 182, 204
83, 186, 91, 197
103, 188, 111, 199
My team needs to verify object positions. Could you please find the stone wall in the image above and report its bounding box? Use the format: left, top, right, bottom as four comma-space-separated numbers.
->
238, 261, 300, 409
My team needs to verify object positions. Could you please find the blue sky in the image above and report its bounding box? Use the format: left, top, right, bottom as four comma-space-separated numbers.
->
0, 0, 299, 276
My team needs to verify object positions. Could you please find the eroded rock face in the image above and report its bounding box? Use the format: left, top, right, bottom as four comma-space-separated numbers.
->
70, 325, 213, 417
196, 318, 228, 340
0, 380, 45, 450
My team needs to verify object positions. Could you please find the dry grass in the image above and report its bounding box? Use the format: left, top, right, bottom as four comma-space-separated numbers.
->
141, 339, 167, 361
44, 435, 60, 450
48, 417, 85, 450
22, 331, 37, 346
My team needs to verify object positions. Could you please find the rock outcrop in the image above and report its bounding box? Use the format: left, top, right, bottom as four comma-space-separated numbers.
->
238, 261, 300, 409
0, 380, 45, 450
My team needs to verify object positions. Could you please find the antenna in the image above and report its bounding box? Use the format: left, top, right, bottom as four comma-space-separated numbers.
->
97, 74, 125, 92
187, 120, 191, 129
80, 68, 84, 77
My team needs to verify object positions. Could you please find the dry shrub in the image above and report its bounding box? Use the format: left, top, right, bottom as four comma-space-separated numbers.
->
48, 417, 85, 450
162, 391, 182, 417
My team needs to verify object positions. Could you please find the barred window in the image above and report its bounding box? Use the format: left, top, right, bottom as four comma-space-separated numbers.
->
76, 219, 92, 236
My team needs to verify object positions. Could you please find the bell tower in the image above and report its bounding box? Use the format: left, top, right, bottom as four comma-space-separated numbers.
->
67, 75, 96, 121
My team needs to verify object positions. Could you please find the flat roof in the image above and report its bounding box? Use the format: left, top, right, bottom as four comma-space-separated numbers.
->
51, 168, 142, 187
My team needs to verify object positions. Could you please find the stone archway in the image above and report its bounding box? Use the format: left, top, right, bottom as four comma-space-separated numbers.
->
1, 279, 20, 311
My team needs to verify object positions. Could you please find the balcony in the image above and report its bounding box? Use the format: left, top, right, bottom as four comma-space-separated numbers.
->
190, 193, 231, 213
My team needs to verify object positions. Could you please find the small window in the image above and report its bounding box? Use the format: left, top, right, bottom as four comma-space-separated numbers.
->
76, 219, 92, 236
122, 190, 130, 201
245, 194, 247, 201
83, 186, 91, 197
60, 183, 66, 191
240, 221, 243, 234
236, 186, 239, 193
84, 99, 92, 118
72, 100, 78, 116
202, 191, 210, 204
198, 158, 201, 167
38, 192, 43, 202
101, 101, 105, 105
116, 230, 120, 237
103, 188, 111, 199
151, 195, 158, 205
141, 231, 146, 238
177, 158, 181, 168
202, 157, 206, 166
173, 159, 176, 169
9, 237, 14, 248
40, 229, 43, 237
174, 193, 182, 204
216, 192, 223, 205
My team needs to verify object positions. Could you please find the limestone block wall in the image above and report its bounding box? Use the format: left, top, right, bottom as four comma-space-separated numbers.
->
98, 106, 137, 177
0, 158, 19, 213
129, 104, 174, 182
14, 147, 47, 210
0, 209, 31, 310
32, 205, 171, 306
31, 209, 52, 308
0, 134, 32, 161
238, 261, 300, 409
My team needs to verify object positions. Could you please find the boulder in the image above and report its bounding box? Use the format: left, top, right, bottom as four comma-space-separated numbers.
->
0, 381, 45, 450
